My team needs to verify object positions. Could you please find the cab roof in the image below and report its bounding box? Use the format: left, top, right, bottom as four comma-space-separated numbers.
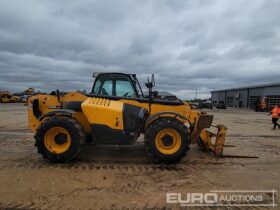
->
92, 72, 136, 78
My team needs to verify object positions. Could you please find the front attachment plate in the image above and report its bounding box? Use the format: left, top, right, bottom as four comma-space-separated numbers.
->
197, 115, 214, 129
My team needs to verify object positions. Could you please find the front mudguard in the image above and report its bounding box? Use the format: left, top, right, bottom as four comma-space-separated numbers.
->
144, 111, 188, 131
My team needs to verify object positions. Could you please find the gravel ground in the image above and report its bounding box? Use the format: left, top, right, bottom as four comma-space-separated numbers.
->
0, 103, 279, 210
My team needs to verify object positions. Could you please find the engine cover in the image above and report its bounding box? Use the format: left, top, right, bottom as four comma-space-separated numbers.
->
81, 97, 148, 144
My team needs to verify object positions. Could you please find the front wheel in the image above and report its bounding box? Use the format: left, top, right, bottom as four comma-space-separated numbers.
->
35, 117, 86, 163
144, 118, 190, 163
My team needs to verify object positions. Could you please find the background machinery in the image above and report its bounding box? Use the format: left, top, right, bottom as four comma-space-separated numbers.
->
28, 73, 227, 163
0, 91, 20, 103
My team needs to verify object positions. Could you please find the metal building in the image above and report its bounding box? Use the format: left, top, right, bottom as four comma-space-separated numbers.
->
211, 83, 280, 108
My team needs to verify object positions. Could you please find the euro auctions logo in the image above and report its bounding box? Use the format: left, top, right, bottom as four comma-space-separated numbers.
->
166, 190, 277, 207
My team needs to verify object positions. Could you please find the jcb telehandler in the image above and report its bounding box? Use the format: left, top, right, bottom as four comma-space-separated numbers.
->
28, 73, 227, 163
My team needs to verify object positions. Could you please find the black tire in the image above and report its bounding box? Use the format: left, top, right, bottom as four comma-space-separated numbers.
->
35, 117, 86, 163
144, 117, 190, 163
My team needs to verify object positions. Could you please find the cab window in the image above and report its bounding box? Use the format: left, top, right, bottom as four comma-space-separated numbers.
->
93, 80, 101, 94
92, 74, 137, 98
116, 79, 136, 98
92, 78, 113, 96
101, 80, 113, 95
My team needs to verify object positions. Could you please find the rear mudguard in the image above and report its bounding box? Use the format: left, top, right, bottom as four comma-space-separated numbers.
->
28, 94, 91, 133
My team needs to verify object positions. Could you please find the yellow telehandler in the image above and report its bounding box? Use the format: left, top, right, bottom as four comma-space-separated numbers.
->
0, 91, 20, 103
28, 73, 227, 163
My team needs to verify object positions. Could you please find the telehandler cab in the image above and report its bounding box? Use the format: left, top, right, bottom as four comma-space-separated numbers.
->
28, 72, 227, 163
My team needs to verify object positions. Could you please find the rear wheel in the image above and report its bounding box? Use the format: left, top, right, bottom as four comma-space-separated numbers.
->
145, 118, 190, 163
35, 117, 85, 163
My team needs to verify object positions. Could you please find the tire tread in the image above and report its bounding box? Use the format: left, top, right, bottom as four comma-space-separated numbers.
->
144, 117, 189, 163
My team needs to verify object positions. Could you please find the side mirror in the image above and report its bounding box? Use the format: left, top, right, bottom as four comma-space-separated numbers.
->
145, 77, 151, 88
145, 74, 155, 88
145, 74, 156, 108
152, 74, 155, 87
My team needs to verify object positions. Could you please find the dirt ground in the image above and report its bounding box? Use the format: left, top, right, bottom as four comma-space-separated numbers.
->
0, 103, 279, 210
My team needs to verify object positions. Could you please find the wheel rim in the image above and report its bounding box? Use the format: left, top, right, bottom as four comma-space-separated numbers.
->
44, 127, 71, 154
155, 128, 181, 155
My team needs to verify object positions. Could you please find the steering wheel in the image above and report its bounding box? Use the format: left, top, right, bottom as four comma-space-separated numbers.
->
123, 92, 129, 97
101, 88, 109, 95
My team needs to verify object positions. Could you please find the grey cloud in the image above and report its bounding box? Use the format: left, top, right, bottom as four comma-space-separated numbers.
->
0, 0, 280, 99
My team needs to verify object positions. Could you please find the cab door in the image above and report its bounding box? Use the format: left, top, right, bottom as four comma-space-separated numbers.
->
89, 74, 147, 144
114, 75, 138, 98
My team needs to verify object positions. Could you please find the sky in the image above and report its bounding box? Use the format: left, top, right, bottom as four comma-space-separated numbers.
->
0, 0, 280, 99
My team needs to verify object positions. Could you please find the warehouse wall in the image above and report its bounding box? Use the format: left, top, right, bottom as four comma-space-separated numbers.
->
263, 86, 280, 95
211, 91, 225, 105
226, 89, 248, 108
211, 85, 280, 108
249, 87, 263, 96
248, 88, 264, 108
